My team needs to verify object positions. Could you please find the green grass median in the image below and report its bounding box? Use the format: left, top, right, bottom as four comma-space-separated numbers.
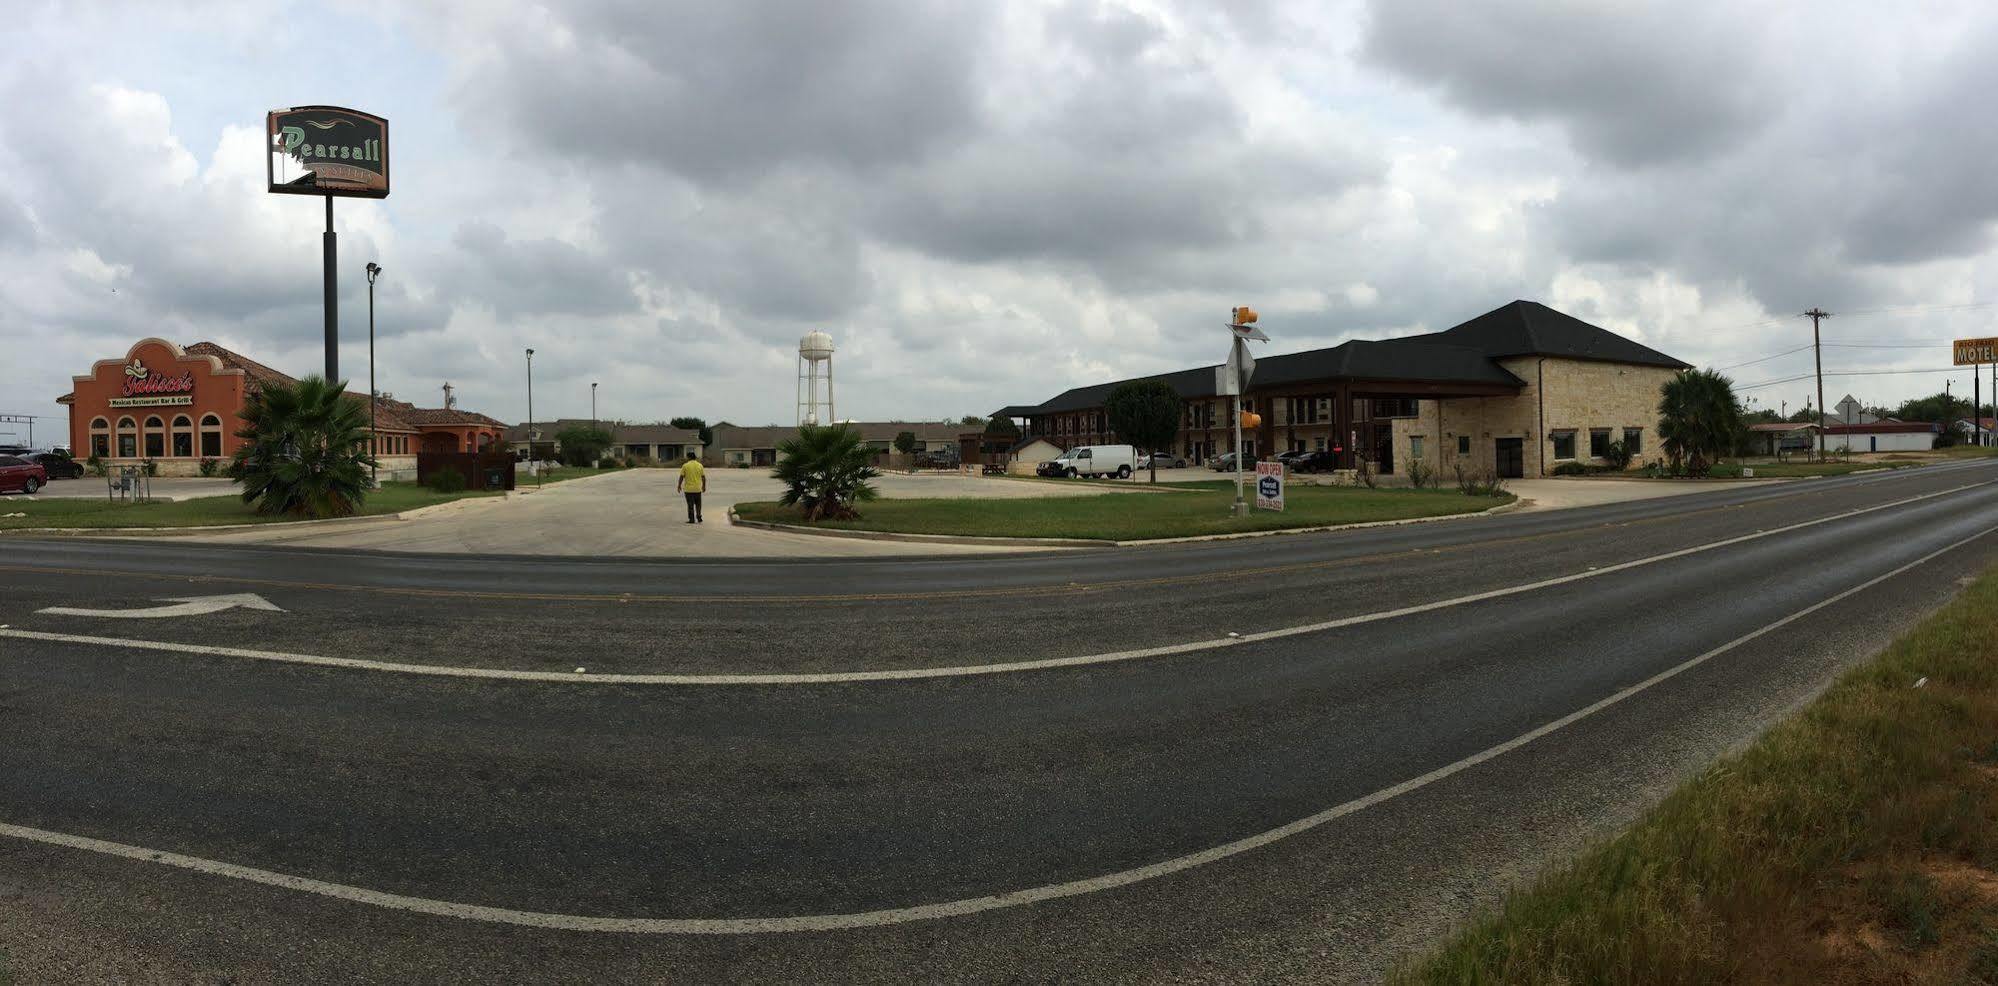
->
1395, 567, 1998, 984
0, 481, 496, 530
734, 485, 1509, 541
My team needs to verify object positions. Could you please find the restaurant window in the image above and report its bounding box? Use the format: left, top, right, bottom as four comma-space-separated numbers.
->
1590, 428, 1611, 458
200, 414, 223, 457
143, 416, 165, 457
1623, 428, 1642, 454
116, 416, 137, 457
1552, 431, 1576, 460
89, 417, 110, 458
171, 415, 194, 457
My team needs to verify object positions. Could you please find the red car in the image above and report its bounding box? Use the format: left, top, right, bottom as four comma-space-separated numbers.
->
0, 454, 48, 494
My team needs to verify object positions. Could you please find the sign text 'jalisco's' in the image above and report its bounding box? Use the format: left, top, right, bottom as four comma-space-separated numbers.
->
267, 106, 390, 198
1954, 337, 1998, 366
108, 359, 195, 407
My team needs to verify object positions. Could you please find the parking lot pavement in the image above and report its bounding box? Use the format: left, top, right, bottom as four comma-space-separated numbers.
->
24, 476, 241, 501
175, 467, 1079, 557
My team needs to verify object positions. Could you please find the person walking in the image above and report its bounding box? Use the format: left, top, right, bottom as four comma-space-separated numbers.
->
677, 450, 706, 524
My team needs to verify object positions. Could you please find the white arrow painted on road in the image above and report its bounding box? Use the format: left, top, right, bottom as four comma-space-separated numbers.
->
36, 594, 285, 619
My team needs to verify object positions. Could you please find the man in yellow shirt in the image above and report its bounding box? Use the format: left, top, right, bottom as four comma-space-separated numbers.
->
677, 451, 706, 524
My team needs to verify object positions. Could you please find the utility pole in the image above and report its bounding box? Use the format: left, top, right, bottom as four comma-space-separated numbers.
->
1803, 308, 1831, 460
365, 261, 381, 487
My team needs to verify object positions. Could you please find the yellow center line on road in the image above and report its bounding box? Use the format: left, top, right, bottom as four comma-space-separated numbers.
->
0, 472, 1974, 605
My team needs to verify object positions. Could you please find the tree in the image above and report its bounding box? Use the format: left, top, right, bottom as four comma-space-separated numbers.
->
555, 424, 613, 466
1105, 379, 1183, 482
985, 414, 1021, 438
1657, 368, 1744, 476
894, 430, 917, 455
774, 424, 881, 520
228, 375, 373, 518
670, 416, 715, 448
959, 414, 985, 427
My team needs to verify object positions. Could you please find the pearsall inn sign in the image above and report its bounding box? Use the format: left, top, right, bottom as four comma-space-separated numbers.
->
107, 358, 196, 408
266, 105, 390, 198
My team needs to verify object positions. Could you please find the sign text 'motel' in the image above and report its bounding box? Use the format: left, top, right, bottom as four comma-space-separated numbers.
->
1954, 337, 1998, 366
266, 106, 390, 198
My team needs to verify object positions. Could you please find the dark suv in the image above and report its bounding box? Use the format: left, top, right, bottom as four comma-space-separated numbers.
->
27, 452, 84, 480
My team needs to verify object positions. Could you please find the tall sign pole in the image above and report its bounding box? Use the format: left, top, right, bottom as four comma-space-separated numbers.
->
267, 106, 390, 384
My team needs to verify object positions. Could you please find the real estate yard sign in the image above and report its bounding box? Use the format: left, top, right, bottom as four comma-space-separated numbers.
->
1254, 461, 1285, 511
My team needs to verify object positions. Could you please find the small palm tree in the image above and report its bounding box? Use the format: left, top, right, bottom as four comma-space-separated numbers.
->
1657, 368, 1743, 476
229, 375, 374, 517
774, 424, 880, 520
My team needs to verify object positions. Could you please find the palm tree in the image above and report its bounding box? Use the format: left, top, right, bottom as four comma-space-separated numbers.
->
773, 424, 880, 520
229, 375, 374, 517
1657, 368, 1744, 476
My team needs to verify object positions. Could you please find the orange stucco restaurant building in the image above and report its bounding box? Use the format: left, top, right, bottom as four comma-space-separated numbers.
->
58, 338, 507, 478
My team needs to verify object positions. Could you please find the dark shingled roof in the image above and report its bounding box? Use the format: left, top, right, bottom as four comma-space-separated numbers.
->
1007, 301, 1686, 415
1425, 300, 1689, 369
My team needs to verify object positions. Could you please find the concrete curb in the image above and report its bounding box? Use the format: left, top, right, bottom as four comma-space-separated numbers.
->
725, 496, 1523, 549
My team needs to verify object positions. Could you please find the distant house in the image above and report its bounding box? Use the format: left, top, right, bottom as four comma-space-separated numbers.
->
1953, 417, 1996, 447
708, 421, 968, 467
1005, 436, 1065, 475
1821, 420, 1938, 453
503, 419, 703, 461
1744, 422, 1818, 456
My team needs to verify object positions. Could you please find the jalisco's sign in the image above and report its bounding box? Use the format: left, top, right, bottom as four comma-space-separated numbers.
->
109, 358, 196, 406
1954, 337, 1998, 366
266, 105, 390, 198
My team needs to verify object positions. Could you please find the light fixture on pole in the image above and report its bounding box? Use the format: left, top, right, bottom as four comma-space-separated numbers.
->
365, 262, 382, 487
526, 348, 538, 486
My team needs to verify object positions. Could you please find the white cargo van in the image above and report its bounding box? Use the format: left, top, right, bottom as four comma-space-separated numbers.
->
1047, 444, 1136, 479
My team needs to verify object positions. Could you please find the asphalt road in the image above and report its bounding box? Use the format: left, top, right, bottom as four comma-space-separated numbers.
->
3, 460, 1997, 983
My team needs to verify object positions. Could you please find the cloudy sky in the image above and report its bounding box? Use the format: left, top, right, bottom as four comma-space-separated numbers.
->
6, 0, 1998, 441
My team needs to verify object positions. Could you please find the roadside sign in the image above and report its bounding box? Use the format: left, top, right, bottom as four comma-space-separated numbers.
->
1254, 461, 1285, 511
1954, 337, 1998, 365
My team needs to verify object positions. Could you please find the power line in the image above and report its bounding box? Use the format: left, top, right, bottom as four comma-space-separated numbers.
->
1737, 366, 1969, 391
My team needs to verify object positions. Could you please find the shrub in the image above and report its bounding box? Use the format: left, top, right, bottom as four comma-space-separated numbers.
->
141, 457, 158, 477
423, 467, 467, 493
1603, 439, 1633, 470
774, 424, 880, 520
85, 453, 105, 477
597, 456, 619, 469
1453, 463, 1508, 497
1551, 461, 1589, 476
197, 457, 220, 477
228, 374, 374, 518
1406, 459, 1435, 489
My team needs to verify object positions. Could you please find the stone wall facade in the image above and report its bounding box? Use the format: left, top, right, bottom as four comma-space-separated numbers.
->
1390, 357, 1678, 480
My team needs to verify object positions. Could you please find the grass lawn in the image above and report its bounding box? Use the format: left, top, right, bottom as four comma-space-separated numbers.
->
524, 465, 614, 485
734, 485, 1509, 541
0, 481, 495, 530
1395, 567, 1998, 984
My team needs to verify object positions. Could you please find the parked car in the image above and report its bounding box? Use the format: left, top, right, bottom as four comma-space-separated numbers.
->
0, 455, 49, 494
26, 452, 84, 479
1290, 450, 1340, 473
1140, 451, 1186, 469
0, 444, 31, 456
1045, 444, 1137, 479
1207, 451, 1260, 471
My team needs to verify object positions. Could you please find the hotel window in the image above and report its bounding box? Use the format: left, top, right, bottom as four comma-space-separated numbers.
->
1410, 436, 1425, 459
1589, 428, 1611, 458
1552, 431, 1577, 460
143, 416, 165, 457
1457, 435, 1470, 455
171, 415, 194, 457
1623, 428, 1642, 454
89, 417, 110, 458
116, 416, 137, 457
200, 414, 223, 457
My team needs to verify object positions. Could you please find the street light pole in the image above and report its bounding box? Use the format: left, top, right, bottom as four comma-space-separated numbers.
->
525, 348, 538, 487
592, 382, 598, 430
365, 262, 382, 487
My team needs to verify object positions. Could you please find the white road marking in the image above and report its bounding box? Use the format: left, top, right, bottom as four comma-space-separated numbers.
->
0, 480, 1988, 685
3, 522, 1989, 933
36, 593, 284, 620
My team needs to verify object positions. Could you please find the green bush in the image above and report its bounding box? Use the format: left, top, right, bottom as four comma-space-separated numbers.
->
85, 453, 105, 477
228, 375, 373, 517
597, 456, 619, 469
1708, 462, 1744, 478
423, 468, 467, 493
141, 457, 158, 477
197, 457, 220, 477
1551, 461, 1589, 476
1603, 439, 1633, 470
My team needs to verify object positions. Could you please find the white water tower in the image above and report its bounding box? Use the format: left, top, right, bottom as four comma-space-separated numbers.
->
798, 330, 836, 426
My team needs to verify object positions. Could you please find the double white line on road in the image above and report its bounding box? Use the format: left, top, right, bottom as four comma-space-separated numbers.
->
3, 520, 1993, 933
2, 478, 1992, 685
